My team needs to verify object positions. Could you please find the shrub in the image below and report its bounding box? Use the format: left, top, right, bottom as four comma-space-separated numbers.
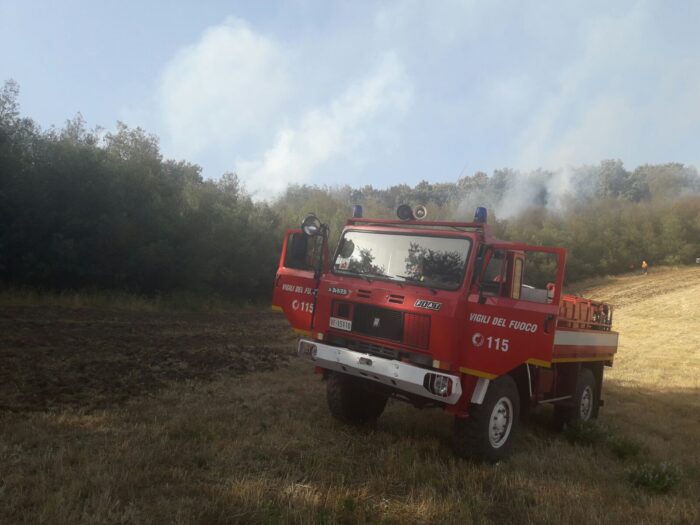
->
627, 462, 681, 494
563, 420, 607, 446
607, 435, 643, 460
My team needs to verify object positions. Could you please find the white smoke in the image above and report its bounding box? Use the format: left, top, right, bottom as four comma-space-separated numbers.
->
236, 53, 413, 199
456, 166, 599, 220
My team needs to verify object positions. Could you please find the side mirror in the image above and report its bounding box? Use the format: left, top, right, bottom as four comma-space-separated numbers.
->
546, 282, 555, 303
285, 233, 311, 270
338, 238, 355, 258
300, 214, 328, 280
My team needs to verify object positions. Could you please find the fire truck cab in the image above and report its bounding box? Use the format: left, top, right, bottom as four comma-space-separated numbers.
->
272, 206, 618, 461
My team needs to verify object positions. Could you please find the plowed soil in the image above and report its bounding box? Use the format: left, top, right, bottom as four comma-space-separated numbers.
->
0, 306, 296, 412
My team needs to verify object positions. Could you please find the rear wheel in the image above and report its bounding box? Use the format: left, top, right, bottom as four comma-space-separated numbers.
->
326, 372, 388, 425
554, 368, 597, 428
453, 375, 520, 462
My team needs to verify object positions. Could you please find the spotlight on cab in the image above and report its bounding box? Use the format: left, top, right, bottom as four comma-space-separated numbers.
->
301, 214, 322, 236
396, 204, 414, 221
414, 205, 428, 220
396, 204, 428, 221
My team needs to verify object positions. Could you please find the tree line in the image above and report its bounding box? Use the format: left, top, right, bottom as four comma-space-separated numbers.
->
0, 81, 278, 298
1, 80, 699, 298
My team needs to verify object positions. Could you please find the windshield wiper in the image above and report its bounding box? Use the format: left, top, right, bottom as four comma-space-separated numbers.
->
394, 275, 439, 295
365, 271, 393, 282
394, 274, 421, 282
353, 271, 406, 288
353, 271, 388, 283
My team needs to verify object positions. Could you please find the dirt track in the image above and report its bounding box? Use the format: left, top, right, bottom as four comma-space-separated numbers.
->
0, 306, 296, 412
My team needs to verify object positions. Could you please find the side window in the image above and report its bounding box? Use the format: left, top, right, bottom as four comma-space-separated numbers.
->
519, 251, 559, 303
284, 233, 320, 271
480, 250, 507, 296
512, 257, 523, 299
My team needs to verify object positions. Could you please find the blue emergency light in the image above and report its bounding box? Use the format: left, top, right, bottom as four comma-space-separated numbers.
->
352, 205, 363, 218
474, 206, 487, 223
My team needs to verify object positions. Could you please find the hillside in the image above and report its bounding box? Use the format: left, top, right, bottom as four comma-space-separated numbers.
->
579, 266, 700, 391
0, 268, 699, 524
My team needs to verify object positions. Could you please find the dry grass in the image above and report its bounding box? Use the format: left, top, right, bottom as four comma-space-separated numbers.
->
1, 267, 699, 524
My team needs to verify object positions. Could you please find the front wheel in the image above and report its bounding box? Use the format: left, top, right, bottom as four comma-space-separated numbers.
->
326, 372, 388, 425
453, 375, 520, 462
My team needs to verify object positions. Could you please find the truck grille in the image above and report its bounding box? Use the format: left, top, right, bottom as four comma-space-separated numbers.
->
353, 304, 404, 341
403, 312, 431, 349
345, 339, 398, 359
331, 301, 431, 349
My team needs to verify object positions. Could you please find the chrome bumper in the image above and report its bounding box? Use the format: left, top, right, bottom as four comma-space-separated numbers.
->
297, 339, 463, 404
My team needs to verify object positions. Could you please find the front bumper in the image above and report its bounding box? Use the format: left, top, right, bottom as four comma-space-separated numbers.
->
297, 339, 462, 404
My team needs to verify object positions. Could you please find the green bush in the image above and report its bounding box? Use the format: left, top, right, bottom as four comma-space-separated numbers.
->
562, 420, 607, 446
627, 462, 681, 494
607, 435, 643, 460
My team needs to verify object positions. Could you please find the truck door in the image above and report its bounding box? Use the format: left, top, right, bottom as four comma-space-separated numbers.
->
271, 229, 324, 334
461, 244, 566, 379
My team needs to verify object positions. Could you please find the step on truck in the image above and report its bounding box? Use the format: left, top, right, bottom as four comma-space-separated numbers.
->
272, 205, 618, 461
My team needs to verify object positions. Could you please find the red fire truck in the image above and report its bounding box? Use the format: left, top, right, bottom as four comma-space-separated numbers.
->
272, 205, 618, 461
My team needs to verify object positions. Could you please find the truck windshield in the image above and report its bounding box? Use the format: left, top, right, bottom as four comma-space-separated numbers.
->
332, 231, 472, 290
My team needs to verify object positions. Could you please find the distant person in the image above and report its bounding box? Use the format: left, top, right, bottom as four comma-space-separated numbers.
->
641, 260, 648, 275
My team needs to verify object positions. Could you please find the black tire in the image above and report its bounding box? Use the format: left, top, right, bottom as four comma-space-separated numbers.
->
453, 375, 520, 462
553, 368, 597, 429
326, 372, 388, 425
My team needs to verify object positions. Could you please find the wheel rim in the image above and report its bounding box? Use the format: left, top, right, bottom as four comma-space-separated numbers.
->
489, 397, 513, 448
580, 386, 593, 421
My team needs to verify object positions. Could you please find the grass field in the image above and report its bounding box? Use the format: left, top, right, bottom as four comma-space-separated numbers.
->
1, 267, 699, 524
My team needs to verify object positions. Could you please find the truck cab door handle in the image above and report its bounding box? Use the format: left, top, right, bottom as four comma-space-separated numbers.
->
544, 314, 554, 333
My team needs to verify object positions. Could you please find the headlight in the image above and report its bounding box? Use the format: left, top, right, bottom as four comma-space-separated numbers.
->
298, 340, 318, 359
433, 375, 451, 396
424, 373, 453, 397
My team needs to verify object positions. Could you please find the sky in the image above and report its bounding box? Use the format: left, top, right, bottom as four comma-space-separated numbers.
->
1, 0, 699, 199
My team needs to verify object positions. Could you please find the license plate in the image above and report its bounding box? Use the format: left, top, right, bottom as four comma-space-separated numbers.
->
329, 317, 352, 331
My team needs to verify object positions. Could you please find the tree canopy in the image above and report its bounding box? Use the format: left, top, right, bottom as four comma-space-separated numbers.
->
1, 80, 699, 297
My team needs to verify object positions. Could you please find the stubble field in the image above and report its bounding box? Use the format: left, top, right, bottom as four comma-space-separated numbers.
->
1, 267, 699, 524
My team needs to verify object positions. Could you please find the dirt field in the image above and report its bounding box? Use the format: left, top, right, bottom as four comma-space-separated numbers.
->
1, 268, 699, 524
0, 307, 293, 412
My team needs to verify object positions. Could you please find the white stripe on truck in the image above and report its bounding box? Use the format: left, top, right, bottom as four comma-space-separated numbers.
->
554, 330, 618, 347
